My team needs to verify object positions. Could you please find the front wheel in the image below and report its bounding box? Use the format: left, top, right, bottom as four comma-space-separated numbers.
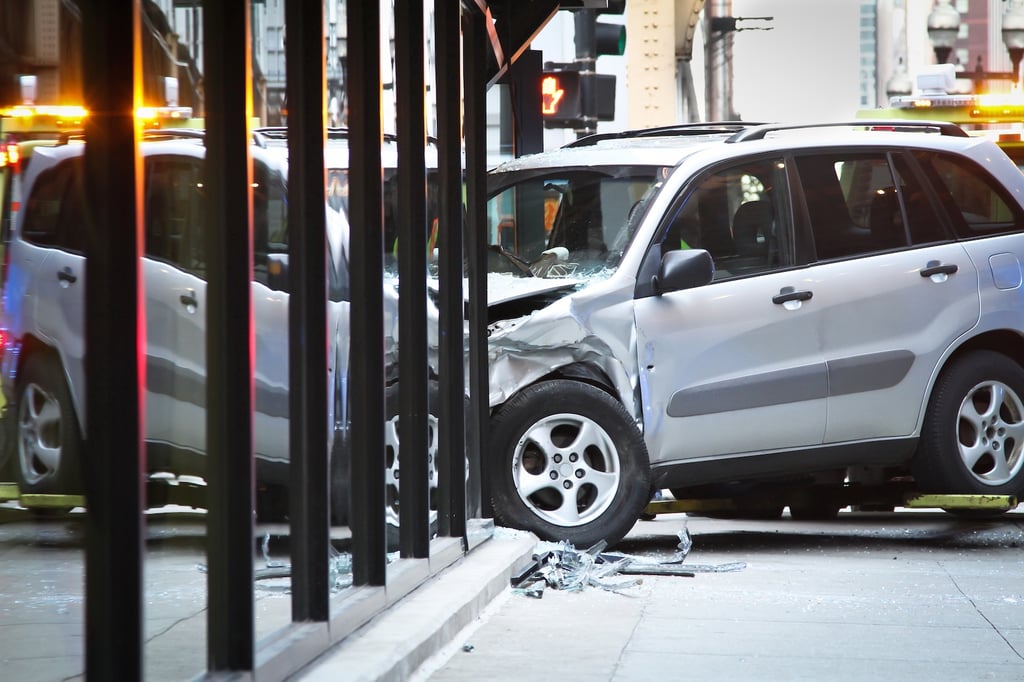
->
489, 380, 650, 549
913, 351, 1024, 497
14, 353, 83, 495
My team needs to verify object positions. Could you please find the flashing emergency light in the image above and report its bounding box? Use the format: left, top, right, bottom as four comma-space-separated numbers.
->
0, 104, 88, 124
135, 106, 194, 128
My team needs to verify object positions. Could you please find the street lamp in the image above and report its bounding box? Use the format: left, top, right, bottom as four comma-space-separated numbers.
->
927, 0, 1024, 89
926, 0, 959, 66
1003, 0, 1024, 85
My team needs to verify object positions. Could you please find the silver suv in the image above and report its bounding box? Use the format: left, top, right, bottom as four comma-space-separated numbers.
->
0, 131, 351, 520
482, 121, 1024, 547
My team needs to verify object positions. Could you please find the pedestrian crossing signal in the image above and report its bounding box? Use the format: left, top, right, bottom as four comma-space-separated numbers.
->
541, 71, 582, 125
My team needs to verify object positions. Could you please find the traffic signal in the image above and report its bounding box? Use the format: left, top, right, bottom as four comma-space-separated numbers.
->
540, 68, 582, 126
594, 20, 626, 56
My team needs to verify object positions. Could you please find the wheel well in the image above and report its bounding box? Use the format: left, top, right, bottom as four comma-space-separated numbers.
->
539, 363, 619, 400
15, 334, 59, 384
14, 335, 81, 426
945, 330, 1024, 372
489, 363, 627, 420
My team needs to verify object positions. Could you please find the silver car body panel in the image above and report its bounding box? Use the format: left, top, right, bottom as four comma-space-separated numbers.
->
485, 127, 1024, 474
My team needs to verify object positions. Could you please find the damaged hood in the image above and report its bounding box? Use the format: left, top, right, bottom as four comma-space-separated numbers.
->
426, 273, 583, 308
485, 274, 582, 306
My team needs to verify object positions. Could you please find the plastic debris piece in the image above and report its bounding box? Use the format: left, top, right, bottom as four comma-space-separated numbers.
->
328, 546, 355, 592
659, 523, 693, 564
462, 644, 475, 653
673, 561, 747, 573
262, 532, 288, 568
510, 530, 747, 595
676, 524, 693, 558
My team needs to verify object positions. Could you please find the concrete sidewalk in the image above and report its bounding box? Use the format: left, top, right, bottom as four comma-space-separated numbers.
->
411, 511, 1024, 681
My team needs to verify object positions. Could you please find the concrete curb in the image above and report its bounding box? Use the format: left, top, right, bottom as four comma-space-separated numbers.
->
295, 532, 537, 681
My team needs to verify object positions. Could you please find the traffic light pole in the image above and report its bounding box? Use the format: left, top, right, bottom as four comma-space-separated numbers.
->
574, 9, 598, 139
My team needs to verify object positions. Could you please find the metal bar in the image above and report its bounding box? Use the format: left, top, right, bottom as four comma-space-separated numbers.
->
396, 0, 431, 559
19, 494, 86, 508
643, 492, 1021, 516
203, 2, 256, 672
510, 49, 544, 156
286, 0, 329, 621
904, 494, 1017, 510
81, 2, 144, 678
463, 2, 492, 520
573, 8, 597, 138
436, 0, 470, 536
348, 0, 388, 586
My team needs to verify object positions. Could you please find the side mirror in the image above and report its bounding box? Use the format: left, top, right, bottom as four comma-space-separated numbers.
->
653, 249, 714, 294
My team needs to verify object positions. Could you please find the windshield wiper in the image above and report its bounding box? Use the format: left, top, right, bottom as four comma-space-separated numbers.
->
488, 244, 535, 277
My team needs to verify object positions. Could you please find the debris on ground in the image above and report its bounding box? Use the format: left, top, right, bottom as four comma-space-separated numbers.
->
511, 524, 746, 597
199, 533, 392, 593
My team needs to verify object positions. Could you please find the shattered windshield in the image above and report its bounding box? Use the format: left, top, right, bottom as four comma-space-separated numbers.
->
485, 166, 666, 280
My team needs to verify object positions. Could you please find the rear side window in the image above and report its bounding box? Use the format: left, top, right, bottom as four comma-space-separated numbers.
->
794, 150, 951, 261
21, 159, 85, 252
913, 150, 1024, 239
145, 157, 205, 275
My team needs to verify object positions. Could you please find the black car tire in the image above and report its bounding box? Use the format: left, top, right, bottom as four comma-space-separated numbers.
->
788, 500, 842, 521
329, 423, 352, 526
15, 352, 83, 496
489, 380, 651, 549
383, 381, 443, 549
913, 350, 1024, 497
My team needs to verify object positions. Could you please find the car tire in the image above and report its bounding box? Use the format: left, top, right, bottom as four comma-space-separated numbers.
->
14, 353, 83, 496
913, 350, 1024, 497
383, 381, 442, 549
489, 380, 651, 549
788, 500, 842, 521
329, 423, 352, 526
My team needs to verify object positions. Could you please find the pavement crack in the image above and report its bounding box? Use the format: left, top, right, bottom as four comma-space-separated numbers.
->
145, 610, 205, 643
942, 562, 1024, 662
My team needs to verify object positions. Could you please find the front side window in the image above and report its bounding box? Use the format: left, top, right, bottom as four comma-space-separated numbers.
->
659, 157, 790, 279
485, 166, 665, 280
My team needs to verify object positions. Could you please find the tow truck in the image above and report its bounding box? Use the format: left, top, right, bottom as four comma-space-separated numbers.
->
856, 66, 1024, 170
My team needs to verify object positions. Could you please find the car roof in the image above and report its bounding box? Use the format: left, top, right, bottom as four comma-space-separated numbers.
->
254, 126, 439, 170
488, 120, 1008, 176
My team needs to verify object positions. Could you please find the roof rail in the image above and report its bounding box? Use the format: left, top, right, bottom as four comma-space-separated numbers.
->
254, 126, 441, 148
257, 126, 408, 144
564, 121, 761, 148
142, 128, 207, 142
52, 128, 205, 146
52, 128, 270, 148
726, 120, 969, 143
57, 130, 86, 145
255, 126, 289, 140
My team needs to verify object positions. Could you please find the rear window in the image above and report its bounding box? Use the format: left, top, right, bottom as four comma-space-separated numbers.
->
913, 150, 1024, 239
